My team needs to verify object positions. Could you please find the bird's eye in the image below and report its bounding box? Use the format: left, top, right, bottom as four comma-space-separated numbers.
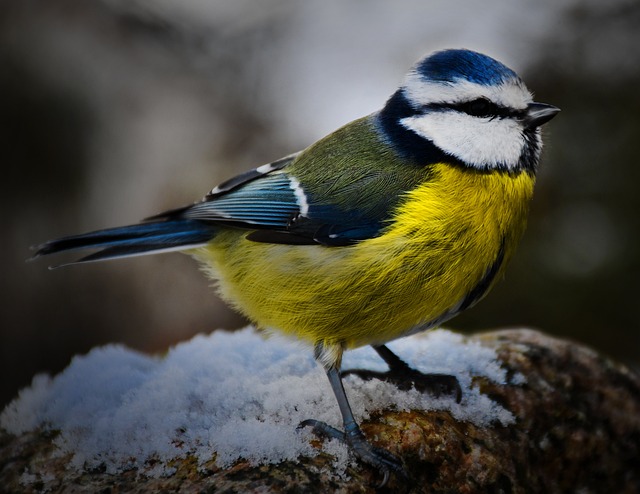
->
458, 98, 497, 118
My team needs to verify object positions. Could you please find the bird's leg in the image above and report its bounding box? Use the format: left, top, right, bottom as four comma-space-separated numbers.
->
343, 344, 462, 402
299, 349, 405, 487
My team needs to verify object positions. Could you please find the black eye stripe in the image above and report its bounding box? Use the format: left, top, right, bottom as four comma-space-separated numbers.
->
424, 98, 524, 119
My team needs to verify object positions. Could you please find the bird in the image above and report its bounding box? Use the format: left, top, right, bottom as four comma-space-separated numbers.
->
33, 48, 559, 485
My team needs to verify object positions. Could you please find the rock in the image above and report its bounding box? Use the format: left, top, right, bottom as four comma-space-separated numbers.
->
1, 329, 639, 493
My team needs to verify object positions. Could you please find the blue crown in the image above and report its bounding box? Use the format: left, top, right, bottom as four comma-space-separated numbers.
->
414, 49, 518, 86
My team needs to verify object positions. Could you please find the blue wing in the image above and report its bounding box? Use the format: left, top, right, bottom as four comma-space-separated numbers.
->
184, 173, 301, 228
154, 153, 385, 246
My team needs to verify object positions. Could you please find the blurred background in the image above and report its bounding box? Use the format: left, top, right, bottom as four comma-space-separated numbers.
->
1, 0, 639, 408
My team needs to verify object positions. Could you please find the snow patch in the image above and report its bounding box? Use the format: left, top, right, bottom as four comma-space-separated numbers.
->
1, 327, 518, 476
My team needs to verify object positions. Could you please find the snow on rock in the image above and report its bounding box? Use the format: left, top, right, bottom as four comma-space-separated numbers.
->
0, 327, 517, 476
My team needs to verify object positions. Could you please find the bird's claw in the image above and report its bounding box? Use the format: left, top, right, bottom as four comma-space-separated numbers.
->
298, 419, 406, 487
342, 367, 462, 403
297, 418, 344, 440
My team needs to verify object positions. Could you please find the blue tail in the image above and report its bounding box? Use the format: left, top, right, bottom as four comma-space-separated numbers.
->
32, 219, 216, 267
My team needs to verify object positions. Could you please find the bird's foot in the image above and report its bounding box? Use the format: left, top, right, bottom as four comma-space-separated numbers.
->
342, 364, 462, 403
298, 419, 406, 487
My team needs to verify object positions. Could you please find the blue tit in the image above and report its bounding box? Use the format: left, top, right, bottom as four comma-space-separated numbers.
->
33, 48, 559, 484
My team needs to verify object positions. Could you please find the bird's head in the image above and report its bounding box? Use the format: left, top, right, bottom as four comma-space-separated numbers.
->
377, 49, 559, 172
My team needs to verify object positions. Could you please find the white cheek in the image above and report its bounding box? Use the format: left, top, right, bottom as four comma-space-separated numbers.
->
400, 113, 525, 169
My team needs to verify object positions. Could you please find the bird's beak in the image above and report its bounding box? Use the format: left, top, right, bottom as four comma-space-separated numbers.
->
523, 102, 560, 129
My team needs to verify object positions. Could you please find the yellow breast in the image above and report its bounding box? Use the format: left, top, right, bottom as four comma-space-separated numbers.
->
195, 163, 535, 350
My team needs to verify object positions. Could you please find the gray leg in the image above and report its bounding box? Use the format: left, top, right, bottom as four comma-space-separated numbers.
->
299, 362, 405, 487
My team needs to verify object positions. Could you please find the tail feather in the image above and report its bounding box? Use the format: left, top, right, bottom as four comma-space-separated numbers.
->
32, 219, 215, 266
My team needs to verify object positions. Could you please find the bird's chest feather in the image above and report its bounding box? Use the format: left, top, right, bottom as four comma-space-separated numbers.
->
361, 164, 534, 319
198, 164, 534, 348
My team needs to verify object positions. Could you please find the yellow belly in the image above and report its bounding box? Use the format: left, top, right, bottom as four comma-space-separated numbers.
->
194, 163, 534, 351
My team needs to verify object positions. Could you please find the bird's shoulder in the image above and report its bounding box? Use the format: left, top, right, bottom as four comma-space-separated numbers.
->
288, 115, 435, 211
